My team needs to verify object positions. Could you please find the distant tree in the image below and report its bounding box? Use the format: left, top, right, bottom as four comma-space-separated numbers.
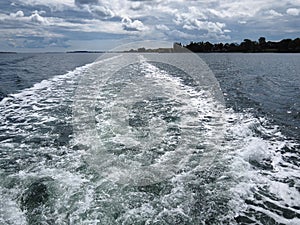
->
228, 43, 239, 52
292, 38, 300, 52
223, 43, 230, 51
182, 37, 300, 53
138, 47, 146, 52
240, 39, 255, 52
203, 42, 213, 52
278, 39, 292, 52
185, 41, 198, 52
258, 37, 267, 51
213, 43, 224, 52
259, 37, 266, 45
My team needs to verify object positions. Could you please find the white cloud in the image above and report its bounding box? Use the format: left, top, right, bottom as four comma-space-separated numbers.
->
208, 2, 257, 18
30, 11, 49, 24
175, 10, 227, 35
130, 2, 143, 10
174, 6, 207, 25
10, 11, 24, 18
122, 17, 148, 31
184, 20, 226, 34
286, 8, 299, 16
156, 24, 170, 31
89, 5, 115, 18
187, 6, 207, 20
168, 29, 196, 39
0, 10, 48, 25
267, 9, 283, 17
208, 9, 233, 18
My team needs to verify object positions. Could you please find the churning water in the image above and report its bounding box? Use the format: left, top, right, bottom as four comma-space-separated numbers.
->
0, 52, 299, 224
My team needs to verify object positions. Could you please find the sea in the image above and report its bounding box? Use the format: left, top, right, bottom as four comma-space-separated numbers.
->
0, 52, 299, 225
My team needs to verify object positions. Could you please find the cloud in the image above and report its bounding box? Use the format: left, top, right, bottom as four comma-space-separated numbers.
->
171, 5, 229, 39
0, 10, 49, 25
174, 8, 227, 36
1, 0, 299, 51
130, 2, 143, 11
156, 24, 169, 31
267, 9, 283, 17
89, 5, 115, 18
122, 17, 147, 31
286, 8, 299, 16
22, 36, 70, 48
75, 0, 99, 5
167, 29, 196, 39
18, 0, 75, 11
10, 11, 24, 18
30, 11, 49, 24
183, 20, 226, 33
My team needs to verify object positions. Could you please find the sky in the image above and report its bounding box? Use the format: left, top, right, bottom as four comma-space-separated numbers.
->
0, 0, 299, 52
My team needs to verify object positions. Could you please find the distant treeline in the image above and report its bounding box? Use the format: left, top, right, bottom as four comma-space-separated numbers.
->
175, 37, 300, 53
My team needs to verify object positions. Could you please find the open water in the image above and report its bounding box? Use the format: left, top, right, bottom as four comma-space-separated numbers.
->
0, 52, 299, 224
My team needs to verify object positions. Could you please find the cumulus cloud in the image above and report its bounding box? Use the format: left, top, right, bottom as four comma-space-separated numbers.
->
30, 11, 49, 24
0, 10, 49, 25
130, 2, 143, 11
122, 17, 147, 31
184, 20, 226, 33
267, 9, 283, 17
10, 11, 24, 18
171, 5, 229, 37
174, 9, 226, 36
89, 5, 115, 18
174, 6, 207, 25
286, 8, 299, 16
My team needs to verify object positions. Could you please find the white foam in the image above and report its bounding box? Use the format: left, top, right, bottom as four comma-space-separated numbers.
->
0, 58, 109, 224
224, 110, 300, 223
0, 186, 26, 225
83, 56, 226, 187
0, 59, 100, 106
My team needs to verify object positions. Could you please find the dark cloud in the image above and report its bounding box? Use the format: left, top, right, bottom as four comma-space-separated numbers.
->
91, 6, 114, 19
75, 0, 99, 5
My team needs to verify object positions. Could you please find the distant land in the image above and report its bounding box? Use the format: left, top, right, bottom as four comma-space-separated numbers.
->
124, 37, 300, 53
2, 37, 299, 54
0, 52, 17, 54
66, 50, 105, 53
